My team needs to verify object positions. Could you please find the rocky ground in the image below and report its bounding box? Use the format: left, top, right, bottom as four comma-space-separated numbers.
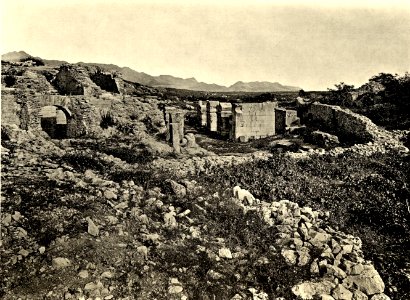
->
1, 123, 409, 300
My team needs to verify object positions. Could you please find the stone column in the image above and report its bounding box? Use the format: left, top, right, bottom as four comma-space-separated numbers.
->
207, 100, 219, 132
197, 100, 207, 127
217, 102, 232, 138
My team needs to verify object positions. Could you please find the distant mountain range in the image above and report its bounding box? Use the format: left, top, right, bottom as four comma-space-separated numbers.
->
2, 51, 301, 92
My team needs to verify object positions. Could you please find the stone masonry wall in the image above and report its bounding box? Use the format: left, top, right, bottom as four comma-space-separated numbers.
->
231, 102, 278, 142
303, 103, 378, 143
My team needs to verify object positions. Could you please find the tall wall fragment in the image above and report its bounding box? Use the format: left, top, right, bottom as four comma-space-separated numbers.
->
217, 102, 232, 138
231, 102, 278, 142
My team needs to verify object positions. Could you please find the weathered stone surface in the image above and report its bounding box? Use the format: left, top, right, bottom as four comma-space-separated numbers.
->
332, 284, 353, 300
344, 265, 385, 295
218, 247, 233, 259
369, 294, 390, 300
352, 289, 368, 300
281, 249, 298, 265
166, 180, 187, 198
311, 130, 340, 148
231, 102, 278, 141
310, 231, 332, 248
52, 257, 71, 269
291, 280, 335, 300
86, 217, 99, 236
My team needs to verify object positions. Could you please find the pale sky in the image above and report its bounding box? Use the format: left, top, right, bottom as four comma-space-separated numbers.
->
1, 0, 409, 90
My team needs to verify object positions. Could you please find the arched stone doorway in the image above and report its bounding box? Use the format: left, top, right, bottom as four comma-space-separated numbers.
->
39, 105, 72, 139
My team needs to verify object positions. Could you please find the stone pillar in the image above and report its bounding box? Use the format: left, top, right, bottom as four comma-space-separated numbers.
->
217, 102, 232, 138
275, 108, 287, 134
197, 100, 207, 127
171, 121, 181, 153
206, 100, 219, 132
168, 110, 185, 153
164, 107, 176, 142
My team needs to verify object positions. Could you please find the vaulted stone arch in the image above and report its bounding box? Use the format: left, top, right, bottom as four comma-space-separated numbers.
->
39, 105, 73, 139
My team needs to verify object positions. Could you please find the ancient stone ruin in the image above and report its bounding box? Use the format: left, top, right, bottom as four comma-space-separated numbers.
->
195, 100, 300, 142
206, 100, 219, 133
197, 100, 207, 127
300, 102, 380, 143
275, 108, 300, 134
164, 107, 185, 153
216, 102, 232, 139
231, 102, 278, 142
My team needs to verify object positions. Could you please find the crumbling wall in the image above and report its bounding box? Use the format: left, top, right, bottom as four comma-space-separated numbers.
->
231, 102, 278, 142
1, 92, 21, 126
302, 102, 378, 143
53, 66, 84, 95
90, 72, 119, 93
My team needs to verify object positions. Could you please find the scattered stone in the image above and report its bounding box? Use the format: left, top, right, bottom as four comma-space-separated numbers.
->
18, 249, 29, 257
52, 257, 72, 269
104, 190, 117, 200
78, 270, 89, 279
370, 294, 390, 300
166, 180, 187, 198
281, 249, 297, 265
39, 246, 46, 254
298, 250, 311, 266
352, 290, 368, 300
86, 217, 99, 236
207, 270, 224, 280
218, 247, 233, 259
332, 284, 353, 300
292, 280, 335, 300
168, 285, 183, 294
2, 213, 12, 226
101, 271, 114, 279
137, 245, 148, 260
12, 211, 22, 221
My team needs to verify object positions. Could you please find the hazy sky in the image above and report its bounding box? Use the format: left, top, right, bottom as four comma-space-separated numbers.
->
1, 0, 409, 90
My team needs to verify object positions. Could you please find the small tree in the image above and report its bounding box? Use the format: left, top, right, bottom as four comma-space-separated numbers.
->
327, 82, 355, 106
